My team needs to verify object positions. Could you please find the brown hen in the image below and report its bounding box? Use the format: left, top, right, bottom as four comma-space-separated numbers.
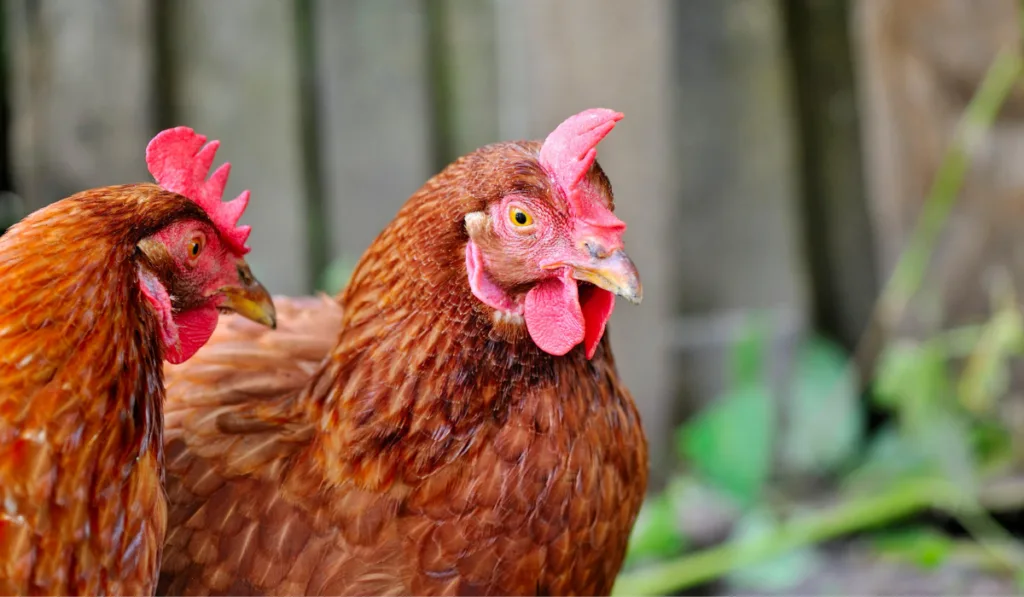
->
158, 108, 648, 596
0, 128, 275, 595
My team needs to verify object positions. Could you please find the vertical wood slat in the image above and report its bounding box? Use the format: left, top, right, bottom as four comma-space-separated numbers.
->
170, 0, 309, 295
783, 0, 877, 351
671, 0, 807, 327
668, 0, 809, 457
293, 0, 329, 289
314, 0, 433, 273
0, 2, 11, 194
0, 2, 17, 233
5, 0, 153, 211
492, 0, 678, 476
429, 0, 499, 165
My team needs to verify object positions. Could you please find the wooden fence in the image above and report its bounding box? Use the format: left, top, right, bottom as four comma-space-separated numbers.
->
1, 0, 1017, 482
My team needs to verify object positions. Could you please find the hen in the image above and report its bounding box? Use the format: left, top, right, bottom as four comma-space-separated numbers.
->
159, 108, 648, 596
0, 128, 276, 595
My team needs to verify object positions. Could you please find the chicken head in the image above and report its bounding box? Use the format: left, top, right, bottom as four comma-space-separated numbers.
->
464, 108, 642, 359
137, 128, 275, 364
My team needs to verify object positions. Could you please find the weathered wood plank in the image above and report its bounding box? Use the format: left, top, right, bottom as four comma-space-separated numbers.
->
493, 0, 679, 476
5, 0, 153, 210
669, 0, 808, 327
314, 0, 433, 274
428, 0, 499, 165
170, 0, 309, 295
853, 0, 1023, 329
667, 0, 809, 466
0, 3, 19, 234
783, 0, 877, 350
672, 0, 811, 479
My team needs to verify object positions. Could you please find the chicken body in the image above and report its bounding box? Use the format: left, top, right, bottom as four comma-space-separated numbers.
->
0, 187, 198, 595
0, 180, 274, 595
160, 133, 648, 595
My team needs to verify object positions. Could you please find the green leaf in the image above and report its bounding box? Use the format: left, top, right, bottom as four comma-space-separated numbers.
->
908, 407, 976, 495
871, 526, 954, 570
623, 493, 687, 566
678, 384, 775, 507
781, 336, 863, 476
970, 419, 1013, 467
874, 340, 952, 420
727, 509, 822, 591
958, 306, 1024, 413
845, 413, 976, 501
843, 424, 930, 492
729, 316, 769, 388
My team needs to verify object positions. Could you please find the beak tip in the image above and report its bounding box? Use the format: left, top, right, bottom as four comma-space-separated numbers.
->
570, 249, 644, 307
632, 282, 644, 305
219, 284, 278, 330
257, 303, 277, 330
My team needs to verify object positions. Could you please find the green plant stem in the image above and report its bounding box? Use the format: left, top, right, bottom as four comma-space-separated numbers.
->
954, 507, 1024, 571
1019, 0, 1024, 55
878, 537, 1022, 574
881, 50, 1022, 327
611, 479, 955, 596
923, 323, 989, 356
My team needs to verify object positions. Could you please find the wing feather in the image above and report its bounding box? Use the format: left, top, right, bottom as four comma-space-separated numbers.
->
159, 295, 357, 596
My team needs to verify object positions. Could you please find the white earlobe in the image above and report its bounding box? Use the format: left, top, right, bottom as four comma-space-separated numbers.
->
464, 211, 488, 237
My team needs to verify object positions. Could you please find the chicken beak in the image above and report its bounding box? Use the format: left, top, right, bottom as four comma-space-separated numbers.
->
565, 249, 643, 305
217, 262, 277, 329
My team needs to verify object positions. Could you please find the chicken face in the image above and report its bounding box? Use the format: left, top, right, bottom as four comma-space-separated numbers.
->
137, 218, 275, 364
464, 108, 641, 359
134, 126, 275, 364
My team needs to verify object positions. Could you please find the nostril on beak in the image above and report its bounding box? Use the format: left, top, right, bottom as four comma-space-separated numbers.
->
237, 263, 256, 287
583, 239, 606, 260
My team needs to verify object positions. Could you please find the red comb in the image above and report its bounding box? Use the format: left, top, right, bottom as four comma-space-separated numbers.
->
538, 108, 623, 218
145, 127, 251, 254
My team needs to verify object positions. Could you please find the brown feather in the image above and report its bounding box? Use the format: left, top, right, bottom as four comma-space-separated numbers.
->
0, 184, 215, 595
158, 142, 648, 596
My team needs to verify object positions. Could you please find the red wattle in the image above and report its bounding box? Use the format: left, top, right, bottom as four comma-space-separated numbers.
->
524, 272, 584, 357
581, 287, 616, 359
165, 307, 219, 364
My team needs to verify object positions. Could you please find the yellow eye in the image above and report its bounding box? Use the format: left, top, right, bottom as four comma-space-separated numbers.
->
509, 207, 533, 227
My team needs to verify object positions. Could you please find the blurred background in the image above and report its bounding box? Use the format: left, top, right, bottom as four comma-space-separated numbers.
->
5, 0, 1024, 594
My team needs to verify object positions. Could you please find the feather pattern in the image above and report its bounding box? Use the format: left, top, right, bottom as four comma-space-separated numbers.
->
0, 184, 215, 595
158, 141, 648, 596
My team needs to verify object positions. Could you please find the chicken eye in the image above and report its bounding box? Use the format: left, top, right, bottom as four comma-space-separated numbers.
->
188, 236, 204, 259
509, 207, 533, 227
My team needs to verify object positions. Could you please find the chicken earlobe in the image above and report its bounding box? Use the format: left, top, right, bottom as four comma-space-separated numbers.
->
137, 262, 179, 352
465, 236, 518, 314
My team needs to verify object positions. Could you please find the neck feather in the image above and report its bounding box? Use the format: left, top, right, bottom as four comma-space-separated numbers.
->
306, 164, 605, 489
